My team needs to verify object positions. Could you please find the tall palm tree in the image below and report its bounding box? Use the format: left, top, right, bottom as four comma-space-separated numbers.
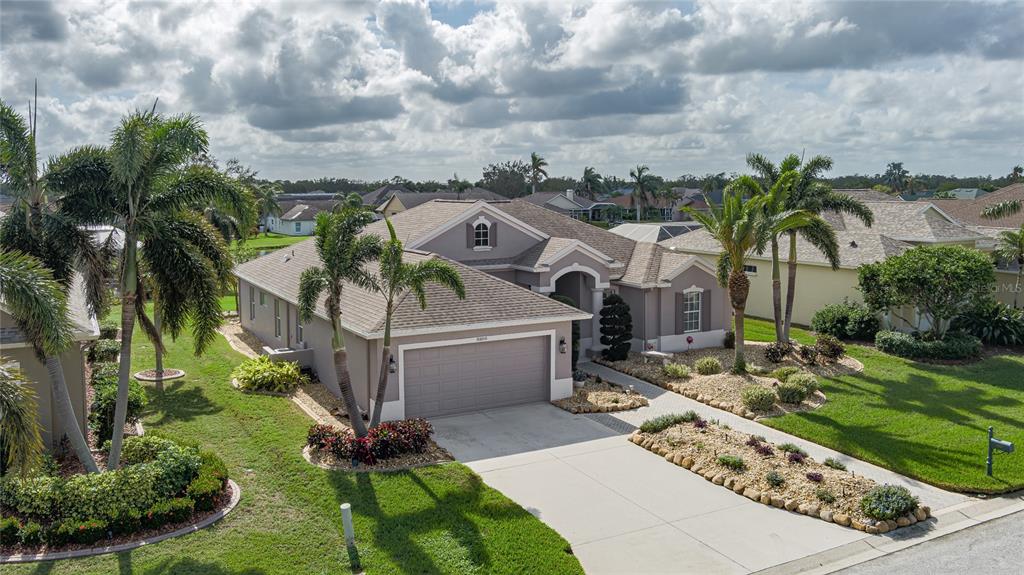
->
255, 182, 283, 236
630, 164, 657, 221
368, 218, 465, 427
0, 96, 107, 472
579, 166, 605, 200
1008, 164, 1022, 183
731, 172, 837, 341
49, 108, 236, 470
0, 360, 43, 476
684, 188, 768, 373
0, 249, 86, 472
883, 161, 909, 195
298, 208, 382, 438
529, 152, 548, 195
747, 153, 872, 341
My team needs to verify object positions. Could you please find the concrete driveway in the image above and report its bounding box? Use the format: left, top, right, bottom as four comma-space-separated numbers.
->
433, 403, 871, 574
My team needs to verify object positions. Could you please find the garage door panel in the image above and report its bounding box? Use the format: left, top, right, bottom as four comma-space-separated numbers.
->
404, 336, 550, 418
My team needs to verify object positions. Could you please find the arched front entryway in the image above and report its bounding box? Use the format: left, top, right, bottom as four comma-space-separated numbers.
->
539, 264, 609, 354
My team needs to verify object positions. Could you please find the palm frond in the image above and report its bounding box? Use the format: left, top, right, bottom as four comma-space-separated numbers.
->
982, 200, 1023, 220
298, 267, 328, 322
0, 249, 73, 358
0, 362, 44, 476
798, 218, 841, 270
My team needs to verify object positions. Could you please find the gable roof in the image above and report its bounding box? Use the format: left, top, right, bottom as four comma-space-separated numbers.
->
280, 202, 334, 222
930, 183, 1024, 229
233, 239, 589, 338
609, 222, 701, 243
361, 184, 413, 206
380, 188, 505, 212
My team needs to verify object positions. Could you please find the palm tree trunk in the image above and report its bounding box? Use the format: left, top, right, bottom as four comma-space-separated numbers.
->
331, 314, 368, 437
771, 237, 784, 342
107, 238, 138, 470
734, 307, 746, 373
154, 304, 164, 393
369, 312, 392, 428
782, 231, 798, 341
44, 356, 99, 473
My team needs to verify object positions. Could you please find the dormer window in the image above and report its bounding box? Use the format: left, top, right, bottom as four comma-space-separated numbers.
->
474, 223, 489, 247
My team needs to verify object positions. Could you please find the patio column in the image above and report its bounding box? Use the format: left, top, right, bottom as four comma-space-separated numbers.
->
591, 288, 604, 352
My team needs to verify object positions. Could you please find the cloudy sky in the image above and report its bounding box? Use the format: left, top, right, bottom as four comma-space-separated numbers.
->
2, 0, 1022, 182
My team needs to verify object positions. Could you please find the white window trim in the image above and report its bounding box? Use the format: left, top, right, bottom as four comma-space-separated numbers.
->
259, 290, 266, 306
472, 216, 491, 250
683, 290, 701, 333
249, 286, 256, 320
682, 285, 705, 294
296, 320, 303, 343
743, 264, 758, 276
274, 299, 282, 338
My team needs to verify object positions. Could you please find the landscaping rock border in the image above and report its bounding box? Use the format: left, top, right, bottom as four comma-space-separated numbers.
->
134, 369, 186, 382
0, 480, 241, 564
628, 427, 931, 534
552, 378, 649, 414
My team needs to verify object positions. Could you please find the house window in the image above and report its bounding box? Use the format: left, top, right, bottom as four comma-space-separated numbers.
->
743, 264, 758, 275
683, 291, 701, 333
474, 223, 489, 247
296, 320, 303, 343
249, 285, 255, 320
274, 299, 281, 338
259, 291, 266, 306
294, 222, 301, 233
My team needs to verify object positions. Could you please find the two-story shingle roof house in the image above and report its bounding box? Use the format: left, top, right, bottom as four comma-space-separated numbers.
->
235, 199, 729, 421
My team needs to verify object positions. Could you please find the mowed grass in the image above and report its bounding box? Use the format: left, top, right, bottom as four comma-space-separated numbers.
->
742, 317, 1024, 493
11, 317, 582, 574
233, 232, 310, 251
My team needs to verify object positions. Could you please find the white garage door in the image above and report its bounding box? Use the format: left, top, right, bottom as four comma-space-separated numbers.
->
403, 336, 550, 418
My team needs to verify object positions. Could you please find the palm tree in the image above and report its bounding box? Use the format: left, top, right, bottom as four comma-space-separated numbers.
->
298, 208, 382, 438
255, 182, 283, 236
529, 152, 548, 195
0, 96, 107, 472
368, 218, 465, 427
49, 108, 236, 470
731, 172, 837, 341
982, 200, 1022, 220
1008, 165, 1023, 183
0, 249, 87, 472
0, 361, 44, 476
883, 161, 909, 195
746, 153, 873, 341
579, 166, 605, 200
991, 225, 1024, 308
684, 188, 768, 373
630, 164, 657, 221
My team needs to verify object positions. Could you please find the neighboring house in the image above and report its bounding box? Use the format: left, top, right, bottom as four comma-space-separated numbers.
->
0, 275, 97, 451
608, 188, 719, 221
939, 187, 989, 200
236, 198, 730, 420
266, 201, 336, 235
361, 183, 413, 208
519, 190, 618, 221
609, 222, 702, 243
376, 188, 505, 218
900, 190, 935, 201
660, 201, 990, 325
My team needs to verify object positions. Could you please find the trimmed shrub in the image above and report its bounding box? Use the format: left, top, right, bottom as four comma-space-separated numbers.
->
1, 515, 20, 544
0, 475, 63, 517
55, 518, 108, 546
811, 301, 879, 341
90, 362, 119, 385
776, 382, 808, 404
860, 485, 919, 520
717, 455, 746, 471
694, 357, 722, 375
952, 299, 1024, 346
787, 372, 819, 395
599, 293, 633, 361
723, 330, 736, 349
187, 452, 229, 512
763, 342, 790, 363
770, 366, 800, 383
90, 377, 146, 442
814, 335, 845, 360
805, 472, 824, 482
231, 356, 309, 393
639, 411, 698, 433
787, 451, 806, 464
662, 363, 691, 379
99, 318, 119, 340
89, 339, 121, 363
824, 457, 847, 471
120, 435, 178, 465
18, 521, 43, 546
778, 443, 807, 456
797, 344, 818, 364
765, 470, 785, 487
816, 488, 836, 504
109, 509, 142, 535
306, 419, 434, 465
754, 443, 775, 456
144, 497, 195, 528
875, 331, 982, 360
740, 385, 775, 412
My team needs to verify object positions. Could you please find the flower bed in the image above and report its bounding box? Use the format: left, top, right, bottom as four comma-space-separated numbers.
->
595, 344, 862, 419
552, 376, 648, 414
629, 414, 930, 533
305, 419, 451, 472
0, 436, 231, 554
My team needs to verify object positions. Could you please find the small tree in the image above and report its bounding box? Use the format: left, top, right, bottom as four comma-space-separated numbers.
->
599, 293, 633, 360
550, 295, 580, 370
858, 245, 994, 339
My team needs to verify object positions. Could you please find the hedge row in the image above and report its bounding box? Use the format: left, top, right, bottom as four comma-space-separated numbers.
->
874, 331, 981, 360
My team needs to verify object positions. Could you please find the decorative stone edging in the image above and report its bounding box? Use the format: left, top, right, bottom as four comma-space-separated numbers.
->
134, 369, 186, 382
0, 479, 241, 564
553, 400, 648, 414
629, 432, 932, 534
230, 378, 292, 397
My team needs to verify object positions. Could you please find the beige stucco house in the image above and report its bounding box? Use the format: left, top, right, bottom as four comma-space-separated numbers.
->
0, 276, 97, 451
660, 200, 991, 325
235, 198, 729, 421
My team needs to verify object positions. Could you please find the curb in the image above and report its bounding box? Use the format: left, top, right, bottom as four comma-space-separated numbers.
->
0, 479, 241, 564
134, 369, 186, 382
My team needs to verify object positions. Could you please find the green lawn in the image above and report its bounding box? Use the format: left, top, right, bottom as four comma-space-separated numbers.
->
233, 232, 310, 251
742, 317, 1024, 494
13, 320, 582, 574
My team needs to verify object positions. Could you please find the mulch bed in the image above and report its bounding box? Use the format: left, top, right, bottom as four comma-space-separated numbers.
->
303, 444, 453, 473
595, 344, 862, 419
552, 377, 649, 414
1, 483, 235, 558
631, 421, 931, 534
